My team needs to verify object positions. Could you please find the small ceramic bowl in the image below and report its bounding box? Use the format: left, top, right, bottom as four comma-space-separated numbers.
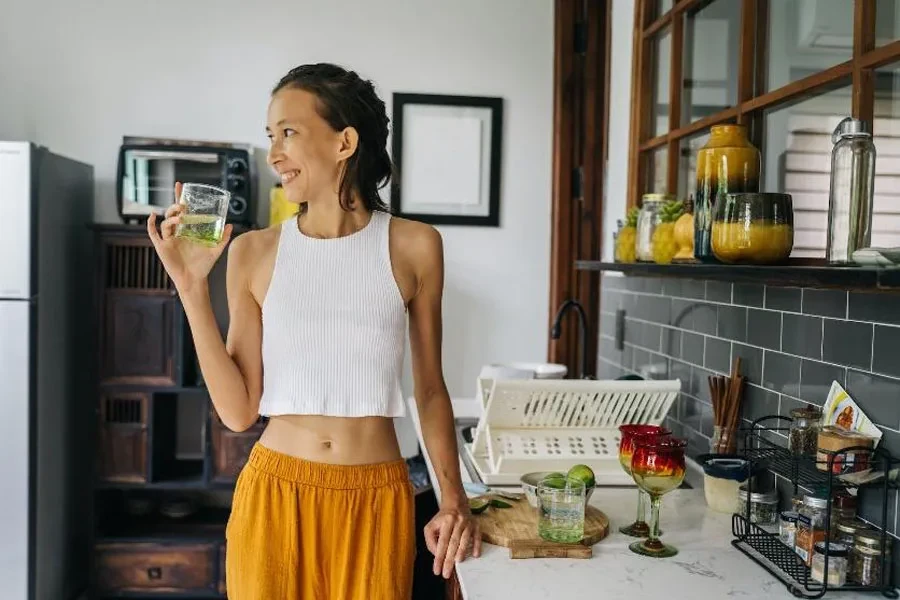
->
520, 471, 595, 508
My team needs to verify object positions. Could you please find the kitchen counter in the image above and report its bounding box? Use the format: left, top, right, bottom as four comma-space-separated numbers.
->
406, 396, 892, 600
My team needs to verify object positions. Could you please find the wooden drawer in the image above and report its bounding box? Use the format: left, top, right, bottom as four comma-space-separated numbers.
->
95, 542, 217, 594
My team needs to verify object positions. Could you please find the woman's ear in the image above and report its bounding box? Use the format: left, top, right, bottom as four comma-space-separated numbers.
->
336, 126, 359, 162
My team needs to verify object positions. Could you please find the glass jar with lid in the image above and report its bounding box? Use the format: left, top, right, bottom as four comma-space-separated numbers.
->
834, 519, 872, 546
796, 494, 829, 566
738, 483, 778, 526
789, 406, 823, 456
830, 491, 857, 535
850, 530, 892, 586
636, 194, 672, 262
811, 541, 850, 586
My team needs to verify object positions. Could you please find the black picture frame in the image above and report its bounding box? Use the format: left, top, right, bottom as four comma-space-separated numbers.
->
390, 93, 503, 227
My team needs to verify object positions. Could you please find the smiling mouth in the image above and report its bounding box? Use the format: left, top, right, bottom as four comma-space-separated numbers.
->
280, 170, 300, 184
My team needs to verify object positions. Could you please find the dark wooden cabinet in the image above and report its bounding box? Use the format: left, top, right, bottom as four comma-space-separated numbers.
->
95, 542, 218, 594
90, 225, 257, 599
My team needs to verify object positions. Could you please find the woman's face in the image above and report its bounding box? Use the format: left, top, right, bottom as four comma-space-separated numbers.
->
266, 87, 356, 205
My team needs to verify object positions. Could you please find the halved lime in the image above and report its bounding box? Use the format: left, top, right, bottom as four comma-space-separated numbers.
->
469, 497, 490, 514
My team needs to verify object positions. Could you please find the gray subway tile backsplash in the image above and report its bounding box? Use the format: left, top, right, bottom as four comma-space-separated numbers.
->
781, 313, 822, 360
873, 325, 900, 379
747, 309, 782, 351
765, 287, 802, 312
597, 273, 900, 476
822, 319, 873, 371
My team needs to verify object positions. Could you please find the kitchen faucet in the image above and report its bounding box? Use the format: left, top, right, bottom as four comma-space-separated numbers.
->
550, 299, 591, 380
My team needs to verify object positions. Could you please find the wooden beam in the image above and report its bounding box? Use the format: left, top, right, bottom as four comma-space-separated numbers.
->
626, 0, 650, 209
852, 0, 876, 127
666, 11, 684, 193
548, 0, 578, 368
859, 39, 900, 70
639, 106, 739, 150
740, 61, 853, 113
736, 0, 758, 124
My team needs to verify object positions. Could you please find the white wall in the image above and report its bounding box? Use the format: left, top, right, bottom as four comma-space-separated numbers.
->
601, 0, 636, 261
1, 0, 554, 456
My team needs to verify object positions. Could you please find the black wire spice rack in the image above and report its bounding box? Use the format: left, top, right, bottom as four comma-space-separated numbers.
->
731, 415, 899, 599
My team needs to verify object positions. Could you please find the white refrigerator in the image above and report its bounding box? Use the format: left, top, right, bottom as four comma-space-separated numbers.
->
0, 141, 94, 600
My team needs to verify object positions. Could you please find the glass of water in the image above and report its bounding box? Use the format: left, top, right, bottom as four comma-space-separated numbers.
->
537, 476, 586, 543
175, 183, 231, 246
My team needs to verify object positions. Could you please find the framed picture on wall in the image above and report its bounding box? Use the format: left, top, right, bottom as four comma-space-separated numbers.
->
390, 93, 503, 227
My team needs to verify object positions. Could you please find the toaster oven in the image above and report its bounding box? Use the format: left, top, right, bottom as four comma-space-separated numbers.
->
116, 137, 256, 225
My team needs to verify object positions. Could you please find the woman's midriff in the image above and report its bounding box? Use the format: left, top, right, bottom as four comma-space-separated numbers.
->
257, 414, 403, 465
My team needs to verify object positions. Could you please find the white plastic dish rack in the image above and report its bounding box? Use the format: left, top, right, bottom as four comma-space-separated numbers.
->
464, 378, 681, 486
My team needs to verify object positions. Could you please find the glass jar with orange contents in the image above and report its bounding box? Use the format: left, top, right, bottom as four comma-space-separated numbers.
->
711, 192, 794, 264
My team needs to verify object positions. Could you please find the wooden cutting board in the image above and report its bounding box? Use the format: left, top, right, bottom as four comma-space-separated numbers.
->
472, 498, 609, 559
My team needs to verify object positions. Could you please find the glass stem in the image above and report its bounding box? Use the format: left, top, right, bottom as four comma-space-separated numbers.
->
648, 494, 662, 543
636, 489, 646, 523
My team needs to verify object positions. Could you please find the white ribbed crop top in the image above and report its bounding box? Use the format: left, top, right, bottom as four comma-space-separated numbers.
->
258, 210, 408, 418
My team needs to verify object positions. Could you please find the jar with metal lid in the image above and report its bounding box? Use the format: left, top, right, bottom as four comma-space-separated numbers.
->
850, 530, 893, 586
796, 494, 829, 566
738, 484, 778, 526
811, 541, 850, 586
834, 520, 872, 546
636, 194, 671, 262
789, 406, 822, 456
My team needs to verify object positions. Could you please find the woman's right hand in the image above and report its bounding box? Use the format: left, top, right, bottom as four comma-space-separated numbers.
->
147, 182, 234, 294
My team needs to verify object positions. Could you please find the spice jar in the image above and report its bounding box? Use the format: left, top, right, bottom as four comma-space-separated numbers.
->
830, 491, 857, 535
636, 194, 671, 262
811, 541, 850, 586
780, 511, 799, 547
789, 406, 822, 456
850, 530, 892, 586
796, 494, 829, 566
816, 426, 876, 474
738, 484, 778, 526
834, 520, 872, 546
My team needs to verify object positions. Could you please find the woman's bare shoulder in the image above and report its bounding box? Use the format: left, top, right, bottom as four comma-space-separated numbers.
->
388, 215, 442, 262
228, 225, 281, 263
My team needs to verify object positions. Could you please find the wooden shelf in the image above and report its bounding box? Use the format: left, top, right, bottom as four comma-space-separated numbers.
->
575, 260, 900, 291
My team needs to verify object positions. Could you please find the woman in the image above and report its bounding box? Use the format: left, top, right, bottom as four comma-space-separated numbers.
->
147, 63, 480, 599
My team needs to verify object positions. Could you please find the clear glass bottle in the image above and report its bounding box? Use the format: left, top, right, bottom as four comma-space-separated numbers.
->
827, 117, 876, 264
850, 530, 892, 586
811, 541, 849, 586
636, 194, 670, 262
788, 406, 822, 456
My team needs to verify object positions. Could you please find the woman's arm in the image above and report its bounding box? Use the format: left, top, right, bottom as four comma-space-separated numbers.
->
406, 224, 482, 577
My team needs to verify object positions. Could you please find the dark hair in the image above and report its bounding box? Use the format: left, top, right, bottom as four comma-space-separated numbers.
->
272, 63, 393, 213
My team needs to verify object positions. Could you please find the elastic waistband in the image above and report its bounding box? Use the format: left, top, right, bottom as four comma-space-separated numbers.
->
246, 443, 409, 490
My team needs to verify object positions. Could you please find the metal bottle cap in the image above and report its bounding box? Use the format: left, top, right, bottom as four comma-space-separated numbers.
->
832, 117, 872, 143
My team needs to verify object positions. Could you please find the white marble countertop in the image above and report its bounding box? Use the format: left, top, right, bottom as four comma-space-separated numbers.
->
406, 396, 891, 600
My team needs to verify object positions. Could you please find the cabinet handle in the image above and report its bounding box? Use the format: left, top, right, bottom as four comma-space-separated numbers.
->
147, 567, 162, 580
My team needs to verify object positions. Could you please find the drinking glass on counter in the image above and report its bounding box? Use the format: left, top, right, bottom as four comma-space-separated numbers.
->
175, 183, 231, 246
537, 476, 586, 544
618, 424, 671, 537
629, 436, 687, 558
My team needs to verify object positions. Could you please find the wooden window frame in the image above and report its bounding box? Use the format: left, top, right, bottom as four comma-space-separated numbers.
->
625, 0, 899, 210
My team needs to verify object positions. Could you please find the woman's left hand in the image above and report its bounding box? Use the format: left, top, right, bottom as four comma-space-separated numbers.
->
424, 503, 482, 578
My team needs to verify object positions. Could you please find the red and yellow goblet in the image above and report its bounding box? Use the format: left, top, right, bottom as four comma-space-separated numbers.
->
617, 424, 671, 537
629, 436, 687, 558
